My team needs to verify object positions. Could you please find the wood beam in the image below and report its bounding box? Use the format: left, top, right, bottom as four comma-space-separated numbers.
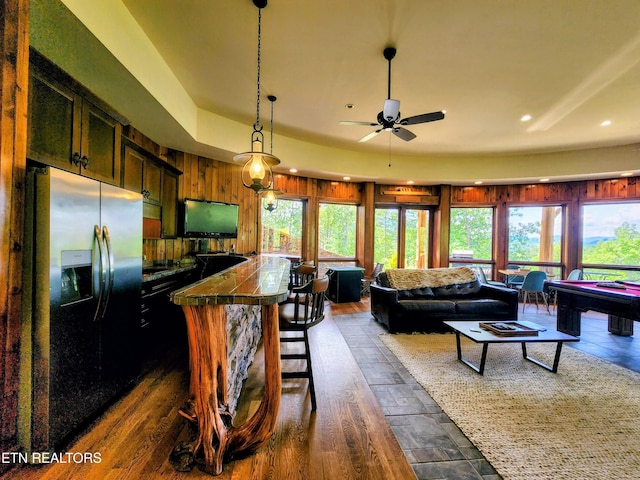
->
0, 0, 29, 461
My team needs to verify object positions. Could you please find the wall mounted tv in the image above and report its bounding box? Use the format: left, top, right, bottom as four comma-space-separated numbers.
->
183, 198, 239, 238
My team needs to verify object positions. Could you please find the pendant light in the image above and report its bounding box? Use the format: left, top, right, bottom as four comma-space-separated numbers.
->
233, 0, 280, 193
262, 94, 283, 211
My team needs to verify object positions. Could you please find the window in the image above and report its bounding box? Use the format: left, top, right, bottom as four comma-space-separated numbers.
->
449, 207, 494, 261
374, 208, 399, 268
582, 203, 640, 280
404, 209, 429, 269
318, 203, 357, 259
261, 199, 303, 256
508, 206, 562, 263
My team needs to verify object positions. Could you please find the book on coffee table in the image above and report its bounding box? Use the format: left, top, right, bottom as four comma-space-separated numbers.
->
479, 321, 539, 336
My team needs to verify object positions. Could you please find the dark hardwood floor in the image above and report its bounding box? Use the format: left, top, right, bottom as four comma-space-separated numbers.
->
3, 300, 416, 480
5, 298, 638, 480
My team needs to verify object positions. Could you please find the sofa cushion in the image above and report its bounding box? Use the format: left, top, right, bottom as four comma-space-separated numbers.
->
455, 299, 510, 315
398, 286, 435, 299
431, 279, 481, 297
398, 299, 456, 313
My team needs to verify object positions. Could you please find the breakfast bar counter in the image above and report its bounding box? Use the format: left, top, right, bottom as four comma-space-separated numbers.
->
169, 255, 290, 475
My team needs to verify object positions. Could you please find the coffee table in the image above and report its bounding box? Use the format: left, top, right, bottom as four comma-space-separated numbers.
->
443, 320, 579, 375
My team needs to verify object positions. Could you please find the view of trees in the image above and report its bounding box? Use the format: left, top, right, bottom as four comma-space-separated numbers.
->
261, 199, 303, 255
374, 209, 398, 268
262, 200, 640, 279
318, 203, 356, 257
449, 208, 493, 260
404, 209, 429, 269
583, 222, 640, 266
508, 206, 562, 262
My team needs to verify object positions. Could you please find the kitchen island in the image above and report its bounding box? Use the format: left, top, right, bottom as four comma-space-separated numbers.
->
169, 255, 290, 475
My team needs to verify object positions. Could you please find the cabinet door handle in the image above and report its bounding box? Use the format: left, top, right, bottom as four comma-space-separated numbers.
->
81, 156, 90, 169
72, 152, 81, 166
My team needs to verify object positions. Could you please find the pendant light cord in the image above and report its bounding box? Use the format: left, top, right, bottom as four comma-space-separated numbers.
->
268, 94, 278, 155
254, 7, 263, 132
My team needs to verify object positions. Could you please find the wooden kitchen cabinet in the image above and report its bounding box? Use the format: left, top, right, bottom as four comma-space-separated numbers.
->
141, 268, 198, 361
123, 144, 162, 203
123, 142, 181, 238
122, 144, 145, 192
27, 52, 123, 185
161, 170, 179, 238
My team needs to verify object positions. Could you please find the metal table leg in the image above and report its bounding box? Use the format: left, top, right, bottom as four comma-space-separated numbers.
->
522, 341, 564, 373
455, 332, 489, 375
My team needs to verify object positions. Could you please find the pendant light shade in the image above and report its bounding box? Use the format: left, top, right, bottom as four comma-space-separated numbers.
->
233, 0, 280, 193
262, 187, 283, 212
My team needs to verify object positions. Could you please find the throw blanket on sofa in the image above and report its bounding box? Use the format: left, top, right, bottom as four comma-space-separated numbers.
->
385, 267, 477, 290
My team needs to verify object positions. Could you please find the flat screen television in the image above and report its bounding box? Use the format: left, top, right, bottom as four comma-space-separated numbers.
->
183, 198, 239, 238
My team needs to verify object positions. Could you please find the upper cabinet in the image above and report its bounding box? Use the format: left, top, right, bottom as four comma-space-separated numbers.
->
123, 142, 181, 239
161, 169, 179, 238
27, 50, 124, 185
123, 144, 164, 204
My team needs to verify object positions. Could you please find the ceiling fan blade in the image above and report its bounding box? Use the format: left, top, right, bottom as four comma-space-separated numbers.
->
339, 120, 379, 126
357, 129, 383, 143
400, 111, 445, 126
392, 127, 416, 142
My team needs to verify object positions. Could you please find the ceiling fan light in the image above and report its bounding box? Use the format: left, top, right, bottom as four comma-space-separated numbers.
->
383, 99, 400, 121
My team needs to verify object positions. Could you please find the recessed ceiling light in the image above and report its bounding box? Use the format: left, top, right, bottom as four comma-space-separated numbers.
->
407, 180, 414, 185
540, 178, 550, 182
621, 172, 633, 177
600, 120, 611, 127
474, 181, 483, 185
345, 104, 354, 109
343, 176, 351, 181
520, 114, 532, 122
289, 168, 298, 173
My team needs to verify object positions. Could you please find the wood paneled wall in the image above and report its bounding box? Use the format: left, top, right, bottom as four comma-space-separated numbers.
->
450, 177, 639, 204
129, 123, 640, 276
129, 133, 372, 266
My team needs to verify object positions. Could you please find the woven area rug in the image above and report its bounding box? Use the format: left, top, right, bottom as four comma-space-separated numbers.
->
379, 333, 640, 480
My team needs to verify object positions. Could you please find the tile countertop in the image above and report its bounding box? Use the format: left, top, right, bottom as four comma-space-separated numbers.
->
170, 255, 290, 306
142, 263, 198, 282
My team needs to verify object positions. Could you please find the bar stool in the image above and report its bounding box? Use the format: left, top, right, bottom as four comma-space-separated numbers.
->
278, 276, 329, 411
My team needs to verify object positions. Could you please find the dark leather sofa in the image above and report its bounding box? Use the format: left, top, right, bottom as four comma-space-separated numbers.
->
370, 270, 519, 333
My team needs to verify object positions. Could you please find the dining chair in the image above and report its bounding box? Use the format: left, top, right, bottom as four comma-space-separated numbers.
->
518, 271, 549, 313
278, 276, 329, 411
473, 266, 506, 287
567, 269, 583, 280
506, 264, 525, 289
361, 262, 383, 297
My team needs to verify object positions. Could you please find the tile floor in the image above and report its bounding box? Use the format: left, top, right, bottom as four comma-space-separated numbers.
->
334, 306, 640, 480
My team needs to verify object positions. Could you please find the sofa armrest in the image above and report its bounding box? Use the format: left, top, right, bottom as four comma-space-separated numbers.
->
370, 283, 398, 304
478, 284, 519, 311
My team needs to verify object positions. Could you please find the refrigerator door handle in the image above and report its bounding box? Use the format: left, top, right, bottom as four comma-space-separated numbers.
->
93, 224, 107, 322
101, 225, 115, 318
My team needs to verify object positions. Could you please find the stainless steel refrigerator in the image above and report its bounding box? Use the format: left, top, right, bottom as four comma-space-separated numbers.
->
20, 166, 142, 452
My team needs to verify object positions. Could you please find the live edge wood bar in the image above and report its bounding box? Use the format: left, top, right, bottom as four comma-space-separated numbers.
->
169, 255, 290, 475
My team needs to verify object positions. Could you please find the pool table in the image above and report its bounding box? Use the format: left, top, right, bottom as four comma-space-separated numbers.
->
546, 280, 640, 337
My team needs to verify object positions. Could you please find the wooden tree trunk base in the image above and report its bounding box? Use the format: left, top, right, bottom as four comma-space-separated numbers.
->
170, 303, 282, 475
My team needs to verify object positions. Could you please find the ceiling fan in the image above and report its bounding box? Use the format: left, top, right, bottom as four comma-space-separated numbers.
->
339, 46, 445, 143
